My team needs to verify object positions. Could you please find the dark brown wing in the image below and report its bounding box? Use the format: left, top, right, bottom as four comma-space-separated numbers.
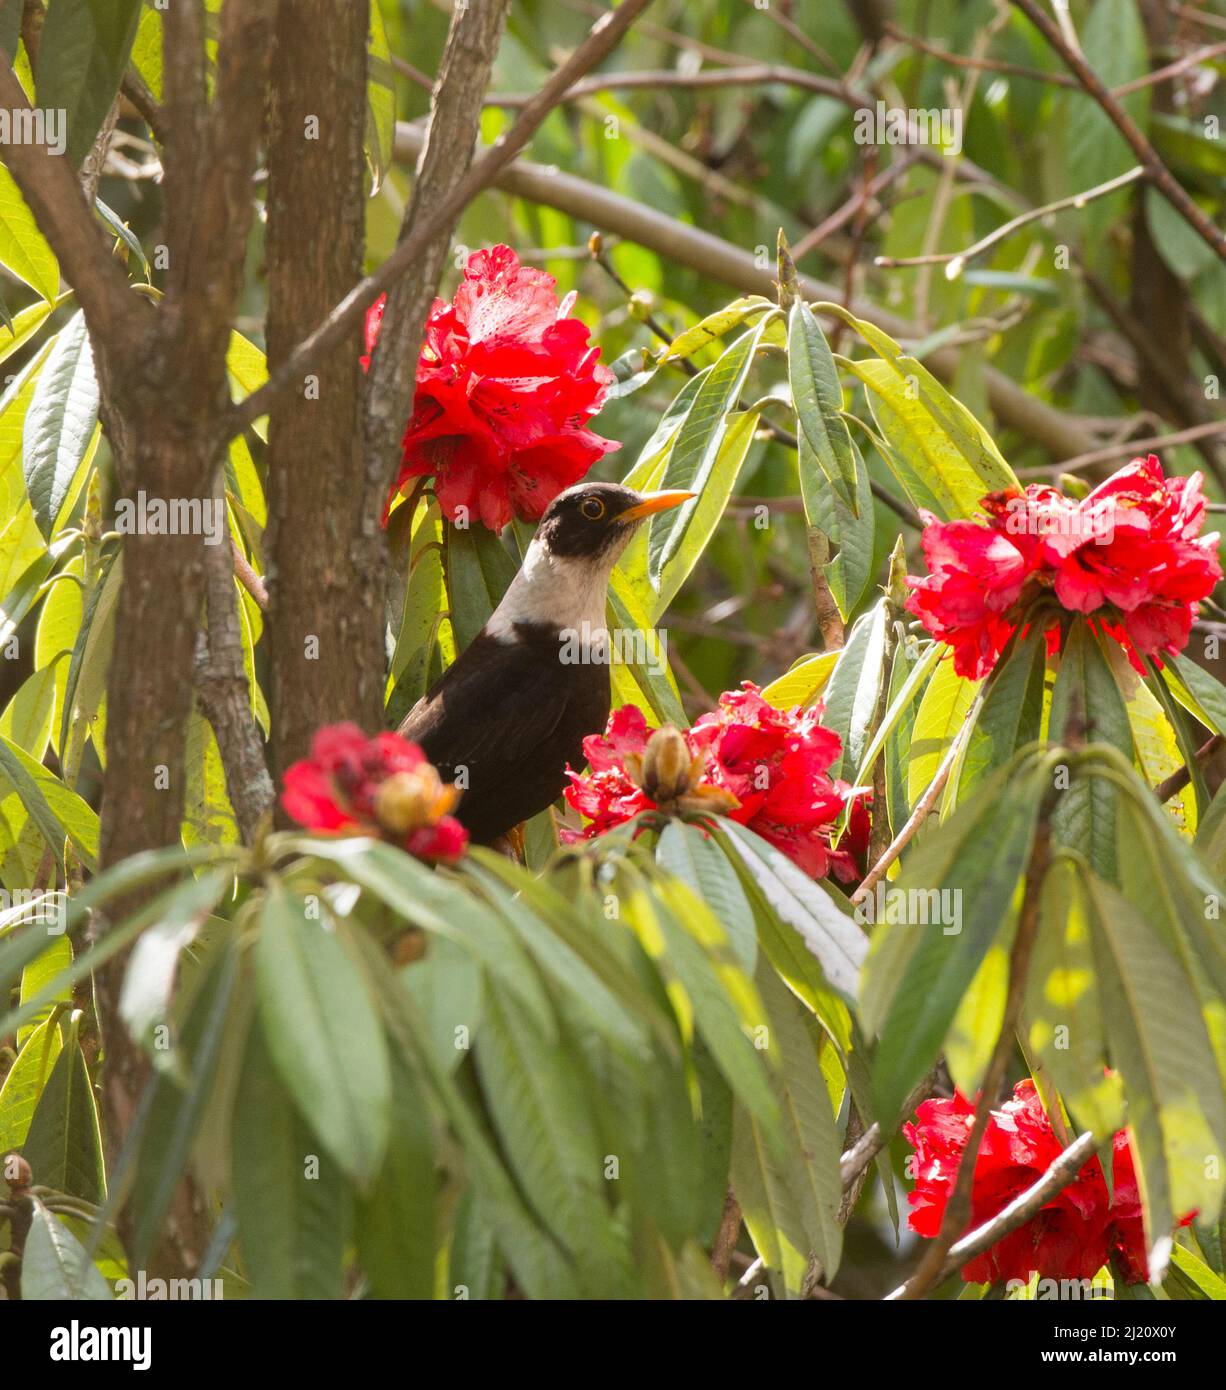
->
399, 630, 598, 843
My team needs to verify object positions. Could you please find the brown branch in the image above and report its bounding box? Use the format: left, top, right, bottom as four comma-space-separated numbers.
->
894, 798, 1055, 1300
0, 59, 143, 357
884, 1131, 1097, 1298
1155, 733, 1224, 805
1010, 0, 1226, 264
195, 488, 274, 844
363, 0, 512, 542
264, 0, 381, 781
711, 1189, 743, 1282
389, 124, 1103, 464
226, 0, 657, 441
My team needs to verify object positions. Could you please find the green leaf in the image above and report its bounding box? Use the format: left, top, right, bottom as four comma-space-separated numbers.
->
907, 653, 979, 810
23, 309, 100, 538
649, 321, 768, 584
35, 0, 143, 168
364, 1, 396, 195
23, 1027, 106, 1204
1166, 653, 1226, 739
0, 164, 59, 302
474, 989, 634, 1295
803, 436, 874, 619
661, 296, 775, 361
822, 599, 889, 780
1166, 1243, 1226, 1300
59, 549, 120, 769
128, 938, 241, 1266
656, 820, 756, 972
1048, 623, 1133, 879
789, 299, 857, 511
355, 1042, 438, 1299
255, 885, 391, 1184
17, 933, 71, 1045
1025, 856, 1123, 1139
830, 307, 1017, 519
955, 627, 1046, 802
0, 664, 58, 761
652, 408, 758, 617
606, 572, 687, 726
1087, 871, 1226, 1276
0, 296, 55, 366
232, 1020, 349, 1299
0, 732, 98, 871
21, 1199, 112, 1300
760, 650, 838, 710
862, 758, 1047, 1126
0, 1014, 63, 1154
445, 521, 517, 651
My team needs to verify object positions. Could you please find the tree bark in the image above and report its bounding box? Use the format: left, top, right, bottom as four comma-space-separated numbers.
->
265, 0, 382, 787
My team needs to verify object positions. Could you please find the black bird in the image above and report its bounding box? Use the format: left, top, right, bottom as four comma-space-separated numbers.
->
398, 481, 693, 845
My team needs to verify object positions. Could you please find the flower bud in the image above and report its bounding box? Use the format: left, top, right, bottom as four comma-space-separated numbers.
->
374, 769, 438, 834
3, 1151, 32, 1192
588, 231, 604, 257
628, 289, 655, 322
639, 725, 692, 802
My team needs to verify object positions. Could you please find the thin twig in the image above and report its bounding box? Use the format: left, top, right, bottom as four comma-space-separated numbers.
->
1010, 0, 1226, 264
1019, 419, 1226, 477
875, 166, 1146, 271
852, 698, 975, 904
1155, 734, 1224, 805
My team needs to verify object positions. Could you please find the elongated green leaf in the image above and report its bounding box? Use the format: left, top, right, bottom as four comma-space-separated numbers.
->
955, 628, 1046, 802
761, 650, 838, 710
256, 885, 391, 1184
23, 308, 99, 537
445, 522, 517, 651
657, 820, 756, 971
129, 939, 241, 1266
1087, 872, 1226, 1277
0, 733, 98, 871
662, 297, 775, 361
0, 1014, 63, 1154
36, 0, 142, 168
1048, 623, 1133, 879
0, 165, 59, 302
23, 1028, 105, 1204
863, 758, 1048, 1125
17, 933, 71, 1045
355, 1042, 438, 1299
59, 549, 120, 761
822, 599, 888, 780
803, 436, 874, 619
789, 299, 857, 511
907, 653, 979, 809
649, 321, 767, 582
364, 1, 396, 194
21, 1199, 112, 1300
232, 1021, 348, 1299
0, 296, 55, 365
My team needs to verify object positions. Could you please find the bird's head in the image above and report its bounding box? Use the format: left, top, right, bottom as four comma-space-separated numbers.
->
486, 482, 694, 641
535, 482, 695, 564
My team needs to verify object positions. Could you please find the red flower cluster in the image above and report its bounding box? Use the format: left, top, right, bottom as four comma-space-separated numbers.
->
282, 723, 467, 864
363, 245, 618, 532
906, 455, 1221, 679
905, 1080, 1191, 1285
563, 684, 869, 883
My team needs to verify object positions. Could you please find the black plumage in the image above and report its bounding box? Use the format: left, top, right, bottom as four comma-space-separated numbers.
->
398, 481, 692, 845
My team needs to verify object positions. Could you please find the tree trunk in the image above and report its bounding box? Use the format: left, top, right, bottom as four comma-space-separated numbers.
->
265, 0, 383, 788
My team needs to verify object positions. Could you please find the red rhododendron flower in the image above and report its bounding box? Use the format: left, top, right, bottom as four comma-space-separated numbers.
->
363, 245, 618, 532
563, 684, 868, 883
904, 1079, 1193, 1285
282, 722, 467, 863
905, 455, 1221, 679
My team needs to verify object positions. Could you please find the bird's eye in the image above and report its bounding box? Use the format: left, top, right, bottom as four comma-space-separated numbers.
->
580, 496, 606, 520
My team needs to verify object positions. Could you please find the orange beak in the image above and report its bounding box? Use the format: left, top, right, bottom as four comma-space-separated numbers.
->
618, 489, 696, 524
